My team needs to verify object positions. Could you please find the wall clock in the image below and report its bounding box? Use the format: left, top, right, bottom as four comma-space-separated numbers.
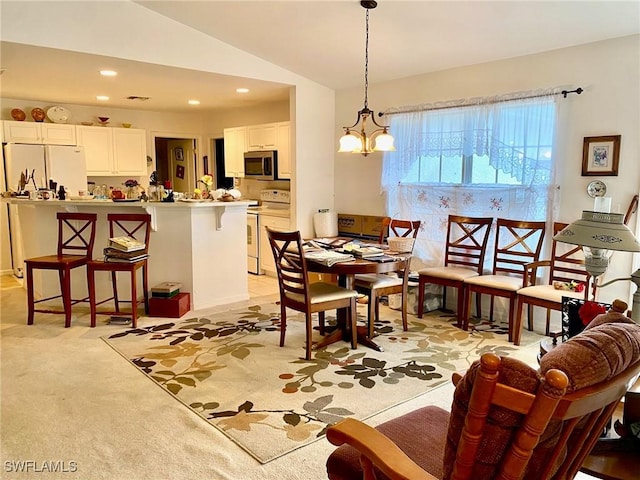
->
586, 180, 607, 198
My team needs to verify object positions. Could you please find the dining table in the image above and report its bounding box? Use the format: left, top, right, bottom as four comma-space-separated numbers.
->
305, 254, 407, 353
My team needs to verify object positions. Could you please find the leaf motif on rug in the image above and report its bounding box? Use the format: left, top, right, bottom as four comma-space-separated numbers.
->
103, 302, 541, 463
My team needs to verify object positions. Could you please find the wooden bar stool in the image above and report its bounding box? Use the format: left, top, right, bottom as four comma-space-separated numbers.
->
25, 212, 97, 328
87, 213, 152, 328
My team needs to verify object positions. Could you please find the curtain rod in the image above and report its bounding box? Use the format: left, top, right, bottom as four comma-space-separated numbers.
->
382, 87, 584, 117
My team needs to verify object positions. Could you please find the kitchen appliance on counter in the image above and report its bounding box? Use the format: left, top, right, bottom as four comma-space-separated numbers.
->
247, 189, 291, 274
3, 143, 87, 277
244, 150, 278, 181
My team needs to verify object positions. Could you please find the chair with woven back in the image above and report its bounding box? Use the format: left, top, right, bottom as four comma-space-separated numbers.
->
462, 218, 546, 342
353, 219, 421, 336
267, 228, 358, 360
326, 309, 640, 480
86, 213, 152, 328
25, 212, 97, 328
417, 215, 493, 327
513, 222, 594, 345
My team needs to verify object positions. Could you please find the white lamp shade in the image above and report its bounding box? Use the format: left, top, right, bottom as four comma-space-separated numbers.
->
553, 211, 640, 253
373, 132, 396, 152
338, 133, 362, 153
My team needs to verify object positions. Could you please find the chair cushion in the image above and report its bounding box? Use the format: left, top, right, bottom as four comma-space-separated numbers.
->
285, 282, 357, 305
354, 273, 403, 289
540, 318, 640, 392
464, 274, 523, 291
418, 266, 479, 281
517, 284, 584, 303
443, 356, 543, 480
326, 405, 449, 480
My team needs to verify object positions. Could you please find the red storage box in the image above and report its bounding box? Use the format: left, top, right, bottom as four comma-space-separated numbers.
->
149, 292, 190, 318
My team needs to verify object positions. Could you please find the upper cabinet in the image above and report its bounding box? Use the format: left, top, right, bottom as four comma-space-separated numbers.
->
77, 126, 146, 176
3, 121, 76, 145
226, 121, 290, 180
275, 122, 291, 180
247, 124, 277, 151
223, 127, 247, 178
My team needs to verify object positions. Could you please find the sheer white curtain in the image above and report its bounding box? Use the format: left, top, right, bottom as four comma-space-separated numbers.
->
382, 91, 559, 269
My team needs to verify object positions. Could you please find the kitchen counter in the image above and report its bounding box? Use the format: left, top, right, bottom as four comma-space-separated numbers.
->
9, 198, 252, 314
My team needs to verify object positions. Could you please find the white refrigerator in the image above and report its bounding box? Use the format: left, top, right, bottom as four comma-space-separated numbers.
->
3, 143, 88, 277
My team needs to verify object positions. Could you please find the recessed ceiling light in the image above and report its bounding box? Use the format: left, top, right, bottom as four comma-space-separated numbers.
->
100, 70, 117, 77
96, 95, 109, 101
236, 88, 249, 94
188, 100, 200, 105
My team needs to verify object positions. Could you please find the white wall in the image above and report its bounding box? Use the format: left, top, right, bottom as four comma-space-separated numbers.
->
335, 35, 640, 304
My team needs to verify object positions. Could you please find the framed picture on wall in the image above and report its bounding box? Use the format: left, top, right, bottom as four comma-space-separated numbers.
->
176, 165, 185, 179
175, 147, 184, 161
581, 135, 620, 176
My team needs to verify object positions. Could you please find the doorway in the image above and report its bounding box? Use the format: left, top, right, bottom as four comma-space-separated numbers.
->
154, 136, 199, 193
212, 137, 234, 190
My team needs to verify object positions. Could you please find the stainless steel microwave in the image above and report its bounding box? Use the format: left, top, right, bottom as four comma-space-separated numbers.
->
244, 150, 278, 180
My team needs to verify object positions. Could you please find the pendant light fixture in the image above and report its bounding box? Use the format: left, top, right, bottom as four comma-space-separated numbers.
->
338, 0, 395, 156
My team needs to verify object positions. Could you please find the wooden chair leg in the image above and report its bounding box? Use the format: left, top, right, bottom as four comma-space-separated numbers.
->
401, 291, 408, 332
527, 303, 534, 331
279, 304, 287, 347
88, 266, 97, 327
489, 295, 495, 322
111, 271, 119, 312
507, 296, 516, 343
130, 270, 138, 328
349, 298, 357, 349
417, 277, 426, 318
26, 264, 35, 325
475, 289, 481, 318
367, 292, 377, 338
318, 312, 325, 335
442, 286, 448, 312
458, 286, 468, 329
305, 312, 313, 360
514, 297, 525, 346
142, 264, 149, 314
545, 309, 551, 336
60, 267, 72, 328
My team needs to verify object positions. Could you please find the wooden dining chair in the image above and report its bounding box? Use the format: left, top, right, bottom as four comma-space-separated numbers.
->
25, 212, 97, 327
417, 215, 493, 327
87, 213, 152, 328
462, 218, 546, 342
266, 228, 358, 360
513, 222, 594, 345
354, 219, 421, 335
326, 316, 640, 480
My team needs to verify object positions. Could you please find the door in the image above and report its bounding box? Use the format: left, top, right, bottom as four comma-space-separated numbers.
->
167, 139, 195, 193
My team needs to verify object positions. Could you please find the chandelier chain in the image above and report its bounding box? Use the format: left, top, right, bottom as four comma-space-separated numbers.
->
363, 8, 370, 110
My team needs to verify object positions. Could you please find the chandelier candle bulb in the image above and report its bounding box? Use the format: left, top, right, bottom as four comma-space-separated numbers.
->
593, 196, 612, 213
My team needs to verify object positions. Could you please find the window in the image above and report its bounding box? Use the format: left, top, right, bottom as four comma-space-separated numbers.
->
380, 92, 559, 270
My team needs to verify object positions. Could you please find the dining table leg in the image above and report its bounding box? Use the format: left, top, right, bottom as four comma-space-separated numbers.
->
313, 273, 384, 353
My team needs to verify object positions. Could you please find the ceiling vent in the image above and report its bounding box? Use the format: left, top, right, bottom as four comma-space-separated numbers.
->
126, 96, 150, 101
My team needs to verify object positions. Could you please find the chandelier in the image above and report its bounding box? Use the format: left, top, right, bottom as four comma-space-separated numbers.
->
338, 0, 395, 156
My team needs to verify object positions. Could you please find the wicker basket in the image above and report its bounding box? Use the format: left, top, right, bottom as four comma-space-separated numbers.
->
387, 237, 414, 253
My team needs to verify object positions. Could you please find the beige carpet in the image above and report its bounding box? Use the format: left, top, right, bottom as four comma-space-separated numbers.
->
1, 281, 543, 480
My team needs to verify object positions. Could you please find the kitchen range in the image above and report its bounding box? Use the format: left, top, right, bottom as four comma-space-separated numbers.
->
247, 189, 290, 275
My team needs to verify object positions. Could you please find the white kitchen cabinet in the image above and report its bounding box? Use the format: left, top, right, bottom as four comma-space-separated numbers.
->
223, 127, 246, 178
247, 124, 277, 151
275, 122, 291, 179
259, 215, 290, 274
77, 126, 146, 176
112, 128, 147, 176
3, 121, 76, 145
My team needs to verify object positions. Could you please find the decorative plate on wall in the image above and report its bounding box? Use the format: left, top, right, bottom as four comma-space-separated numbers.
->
586, 180, 607, 198
47, 106, 71, 124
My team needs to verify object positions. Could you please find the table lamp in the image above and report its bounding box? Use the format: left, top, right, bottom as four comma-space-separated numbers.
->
553, 211, 640, 322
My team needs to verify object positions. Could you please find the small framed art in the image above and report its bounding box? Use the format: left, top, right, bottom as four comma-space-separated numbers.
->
175, 147, 184, 161
581, 135, 620, 176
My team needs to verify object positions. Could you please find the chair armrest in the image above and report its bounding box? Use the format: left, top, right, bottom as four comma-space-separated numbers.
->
522, 260, 551, 286
326, 418, 438, 480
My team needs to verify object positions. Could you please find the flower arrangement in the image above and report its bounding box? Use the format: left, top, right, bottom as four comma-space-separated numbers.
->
193, 175, 214, 199
124, 179, 139, 188
553, 280, 585, 292
578, 301, 607, 326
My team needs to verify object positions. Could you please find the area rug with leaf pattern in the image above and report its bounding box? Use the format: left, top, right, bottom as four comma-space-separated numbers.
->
102, 302, 541, 463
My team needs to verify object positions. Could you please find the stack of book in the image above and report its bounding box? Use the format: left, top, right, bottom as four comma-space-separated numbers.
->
104, 236, 148, 263
151, 282, 182, 299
